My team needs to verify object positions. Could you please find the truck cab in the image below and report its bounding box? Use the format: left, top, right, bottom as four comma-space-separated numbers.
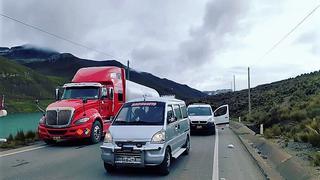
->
38, 66, 159, 144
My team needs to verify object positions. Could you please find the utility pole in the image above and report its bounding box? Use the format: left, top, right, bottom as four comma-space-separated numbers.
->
127, 60, 130, 81
248, 67, 251, 117
233, 75, 236, 92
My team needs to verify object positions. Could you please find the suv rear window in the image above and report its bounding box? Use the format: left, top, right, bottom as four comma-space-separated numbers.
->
188, 106, 212, 116
113, 101, 165, 125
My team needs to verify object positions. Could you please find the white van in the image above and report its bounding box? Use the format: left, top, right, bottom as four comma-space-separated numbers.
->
101, 97, 190, 175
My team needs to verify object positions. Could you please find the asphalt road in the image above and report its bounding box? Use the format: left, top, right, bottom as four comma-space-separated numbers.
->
0, 126, 264, 180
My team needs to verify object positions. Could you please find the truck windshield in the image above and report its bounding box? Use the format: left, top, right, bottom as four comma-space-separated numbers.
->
61, 87, 99, 100
113, 102, 165, 126
188, 107, 212, 116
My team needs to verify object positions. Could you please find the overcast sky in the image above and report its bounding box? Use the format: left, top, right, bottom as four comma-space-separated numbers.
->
1, 0, 320, 91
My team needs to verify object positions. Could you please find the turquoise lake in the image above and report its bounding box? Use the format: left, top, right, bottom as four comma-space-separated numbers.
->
0, 112, 43, 138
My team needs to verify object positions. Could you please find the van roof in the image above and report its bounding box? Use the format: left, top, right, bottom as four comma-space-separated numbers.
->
127, 97, 185, 104
188, 104, 211, 108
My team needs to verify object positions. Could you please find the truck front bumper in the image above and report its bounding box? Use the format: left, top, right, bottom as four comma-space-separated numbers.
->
100, 142, 166, 167
38, 123, 93, 141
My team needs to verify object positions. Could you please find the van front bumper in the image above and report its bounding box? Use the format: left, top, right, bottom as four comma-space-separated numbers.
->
100, 142, 166, 167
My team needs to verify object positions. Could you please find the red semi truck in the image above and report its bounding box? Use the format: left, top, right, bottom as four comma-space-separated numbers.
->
38, 66, 159, 144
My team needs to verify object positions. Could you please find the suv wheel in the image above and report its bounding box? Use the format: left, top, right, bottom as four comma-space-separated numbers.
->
158, 148, 171, 175
210, 128, 216, 135
104, 162, 115, 173
90, 121, 102, 144
183, 137, 190, 155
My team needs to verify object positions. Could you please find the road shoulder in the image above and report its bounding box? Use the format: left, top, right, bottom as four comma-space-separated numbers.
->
230, 121, 319, 180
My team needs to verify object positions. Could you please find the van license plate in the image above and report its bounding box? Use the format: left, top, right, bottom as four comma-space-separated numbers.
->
122, 156, 135, 163
196, 125, 202, 129
53, 136, 61, 140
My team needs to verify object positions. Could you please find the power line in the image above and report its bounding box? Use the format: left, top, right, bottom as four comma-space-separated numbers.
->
259, 4, 320, 61
0, 13, 118, 60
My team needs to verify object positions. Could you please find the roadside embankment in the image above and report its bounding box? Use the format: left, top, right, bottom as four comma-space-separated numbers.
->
230, 121, 319, 180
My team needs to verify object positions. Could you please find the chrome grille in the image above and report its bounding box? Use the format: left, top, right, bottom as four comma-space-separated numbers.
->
46, 109, 73, 127
191, 121, 208, 124
46, 110, 58, 125
57, 110, 72, 125
115, 150, 142, 164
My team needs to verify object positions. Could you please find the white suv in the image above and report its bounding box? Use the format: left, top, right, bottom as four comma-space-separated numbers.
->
187, 104, 216, 134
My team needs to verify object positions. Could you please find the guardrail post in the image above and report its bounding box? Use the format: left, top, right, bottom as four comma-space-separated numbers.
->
260, 124, 264, 135
239, 116, 241, 123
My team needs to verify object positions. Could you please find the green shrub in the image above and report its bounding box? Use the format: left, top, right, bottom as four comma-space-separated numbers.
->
7, 134, 14, 142
289, 110, 307, 122
307, 133, 320, 147
25, 130, 36, 140
264, 125, 282, 138
14, 130, 25, 141
296, 132, 309, 143
313, 153, 320, 166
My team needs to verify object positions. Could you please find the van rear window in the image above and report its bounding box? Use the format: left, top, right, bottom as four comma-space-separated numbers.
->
113, 102, 165, 125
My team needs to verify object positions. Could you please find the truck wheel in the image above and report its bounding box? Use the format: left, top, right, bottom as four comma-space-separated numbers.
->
104, 162, 115, 173
158, 148, 171, 175
44, 139, 56, 145
90, 121, 102, 144
183, 136, 190, 155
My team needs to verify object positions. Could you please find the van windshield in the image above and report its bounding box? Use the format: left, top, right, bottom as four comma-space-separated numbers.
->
188, 107, 212, 116
61, 87, 99, 100
113, 102, 165, 126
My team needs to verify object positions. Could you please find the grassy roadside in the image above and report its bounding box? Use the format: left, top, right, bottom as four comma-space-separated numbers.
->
0, 130, 39, 150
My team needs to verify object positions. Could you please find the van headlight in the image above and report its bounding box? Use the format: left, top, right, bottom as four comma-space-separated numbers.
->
74, 117, 90, 125
104, 131, 113, 143
151, 131, 165, 144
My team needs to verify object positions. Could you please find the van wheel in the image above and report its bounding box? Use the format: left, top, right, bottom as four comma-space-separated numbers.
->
158, 148, 171, 175
183, 137, 190, 155
104, 162, 115, 173
44, 139, 56, 145
90, 121, 102, 144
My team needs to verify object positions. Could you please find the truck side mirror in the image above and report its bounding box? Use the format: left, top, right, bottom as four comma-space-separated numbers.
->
35, 99, 45, 114
55, 88, 60, 101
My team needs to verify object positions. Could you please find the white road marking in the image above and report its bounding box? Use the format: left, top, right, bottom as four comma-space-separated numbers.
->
0, 145, 47, 158
212, 128, 219, 180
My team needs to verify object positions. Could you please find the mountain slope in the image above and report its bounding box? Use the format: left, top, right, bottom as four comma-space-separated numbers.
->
0, 56, 65, 112
195, 70, 320, 147
0, 45, 59, 63
1, 46, 206, 100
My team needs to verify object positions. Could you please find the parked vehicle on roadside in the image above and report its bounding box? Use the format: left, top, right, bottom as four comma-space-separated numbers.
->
101, 97, 190, 175
38, 66, 159, 144
187, 104, 229, 134
0, 95, 7, 117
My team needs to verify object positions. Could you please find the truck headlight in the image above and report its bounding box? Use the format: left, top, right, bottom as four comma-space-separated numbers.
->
74, 117, 90, 125
39, 116, 46, 124
151, 131, 165, 144
104, 131, 113, 143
